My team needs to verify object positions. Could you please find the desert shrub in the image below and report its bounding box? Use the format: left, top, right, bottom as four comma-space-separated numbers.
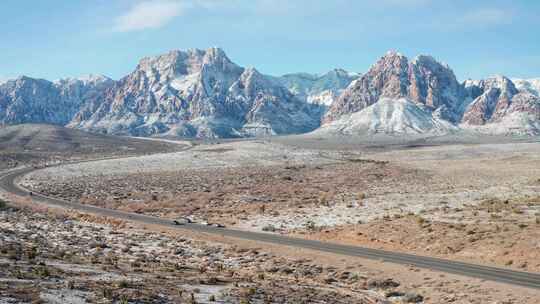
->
318, 192, 329, 206
305, 220, 316, 230
512, 207, 524, 214
66, 280, 75, 289
262, 224, 276, 232
0, 199, 7, 210
119, 295, 129, 304
117, 280, 130, 288
34, 266, 50, 278
26, 247, 38, 260
102, 288, 113, 299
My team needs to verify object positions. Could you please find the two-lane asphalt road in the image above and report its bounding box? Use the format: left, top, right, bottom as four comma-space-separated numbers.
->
1, 163, 540, 290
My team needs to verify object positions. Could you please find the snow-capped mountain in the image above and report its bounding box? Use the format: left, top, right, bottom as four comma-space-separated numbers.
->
322, 52, 540, 136
276, 69, 359, 107
1, 48, 538, 137
324, 52, 466, 125
68, 48, 320, 138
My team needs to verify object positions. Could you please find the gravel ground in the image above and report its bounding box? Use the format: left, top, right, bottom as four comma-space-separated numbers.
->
11, 139, 540, 302
0, 203, 400, 303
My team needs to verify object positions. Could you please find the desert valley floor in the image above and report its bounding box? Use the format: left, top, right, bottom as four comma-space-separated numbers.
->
1, 125, 540, 303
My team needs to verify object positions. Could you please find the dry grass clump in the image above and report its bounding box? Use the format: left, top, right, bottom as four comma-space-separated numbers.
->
520, 195, 540, 205
479, 198, 510, 213
73, 212, 127, 228
318, 192, 331, 207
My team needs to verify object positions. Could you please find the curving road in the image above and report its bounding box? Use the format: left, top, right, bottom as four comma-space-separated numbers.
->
1, 161, 540, 290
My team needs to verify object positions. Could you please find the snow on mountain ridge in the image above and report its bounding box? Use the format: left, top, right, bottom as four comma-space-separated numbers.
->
512, 78, 540, 97
1, 48, 539, 137
316, 98, 457, 136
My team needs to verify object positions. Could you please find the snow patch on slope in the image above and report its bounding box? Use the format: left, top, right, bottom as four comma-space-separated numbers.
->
316, 98, 456, 135
512, 78, 540, 97
306, 90, 337, 106
461, 112, 540, 136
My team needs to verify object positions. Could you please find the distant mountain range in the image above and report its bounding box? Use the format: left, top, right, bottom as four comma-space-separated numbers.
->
1, 48, 539, 137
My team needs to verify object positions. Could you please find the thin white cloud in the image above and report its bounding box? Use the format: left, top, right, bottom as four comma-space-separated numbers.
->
114, 0, 185, 32
459, 8, 512, 27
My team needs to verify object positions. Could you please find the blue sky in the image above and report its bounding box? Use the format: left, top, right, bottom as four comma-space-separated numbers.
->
1, 0, 539, 82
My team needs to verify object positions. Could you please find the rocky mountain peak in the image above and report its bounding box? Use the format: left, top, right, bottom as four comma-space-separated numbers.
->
202, 47, 229, 63
235, 67, 286, 98
239, 67, 265, 83
370, 51, 409, 76
479, 75, 518, 95
134, 47, 238, 81
0, 75, 88, 126
274, 68, 359, 110
324, 50, 464, 123
54, 74, 113, 88
383, 50, 406, 58
325, 68, 354, 78
2, 76, 51, 91
412, 55, 450, 69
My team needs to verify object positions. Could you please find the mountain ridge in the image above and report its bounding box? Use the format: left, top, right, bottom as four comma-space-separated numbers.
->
1, 48, 538, 137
